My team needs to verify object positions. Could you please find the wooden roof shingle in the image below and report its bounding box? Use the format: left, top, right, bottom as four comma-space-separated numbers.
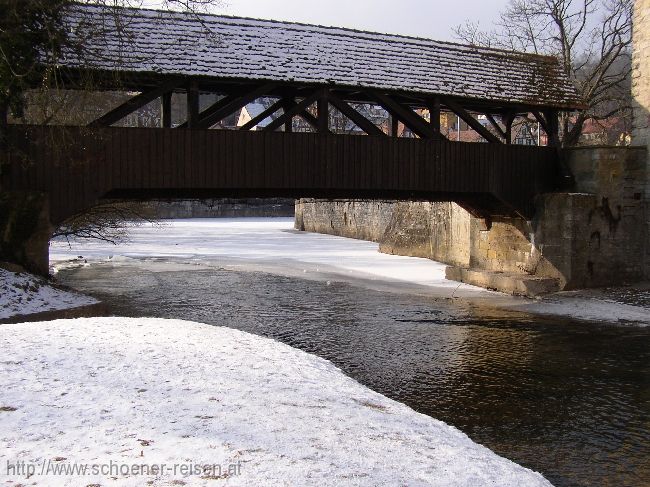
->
62, 4, 584, 110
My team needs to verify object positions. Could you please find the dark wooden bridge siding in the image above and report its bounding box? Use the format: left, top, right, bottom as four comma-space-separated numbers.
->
2, 126, 559, 224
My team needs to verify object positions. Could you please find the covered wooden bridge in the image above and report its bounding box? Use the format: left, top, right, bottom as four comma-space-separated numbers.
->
1, 4, 584, 225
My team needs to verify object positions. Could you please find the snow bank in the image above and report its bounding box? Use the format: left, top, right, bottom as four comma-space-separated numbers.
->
0, 268, 98, 320
0, 318, 551, 486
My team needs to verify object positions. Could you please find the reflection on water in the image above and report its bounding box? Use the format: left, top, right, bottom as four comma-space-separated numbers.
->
57, 262, 650, 487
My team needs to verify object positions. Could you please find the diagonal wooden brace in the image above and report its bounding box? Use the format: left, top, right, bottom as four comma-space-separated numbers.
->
195, 83, 277, 129
370, 91, 439, 139
326, 91, 385, 136
89, 79, 182, 127
440, 96, 502, 143
263, 91, 322, 132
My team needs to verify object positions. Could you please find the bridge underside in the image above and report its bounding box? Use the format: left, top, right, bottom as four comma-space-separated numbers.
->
2, 125, 559, 225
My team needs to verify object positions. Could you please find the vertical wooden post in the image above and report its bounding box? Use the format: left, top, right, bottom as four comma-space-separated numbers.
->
317, 90, 329, 133
391, 115, 399, 137
544, 109, 560, 147
161, 92, 172, 128
504, 112, 515, 145
505, 118, 513, 145
281, 99, 294, 132
426, 97, 441, 138
186, 79, 200, 128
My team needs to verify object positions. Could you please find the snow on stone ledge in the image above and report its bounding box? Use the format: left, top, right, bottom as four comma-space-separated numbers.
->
0, 318, 552, 486
0, 268, 98, 320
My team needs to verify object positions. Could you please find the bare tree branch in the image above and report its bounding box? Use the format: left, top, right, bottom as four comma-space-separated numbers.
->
454, 0, 633, 146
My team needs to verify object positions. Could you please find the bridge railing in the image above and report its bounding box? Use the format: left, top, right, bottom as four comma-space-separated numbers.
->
2, 125, 560, 223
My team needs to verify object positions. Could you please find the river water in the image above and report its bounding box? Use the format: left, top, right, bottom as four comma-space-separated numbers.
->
56, 257, 650, 487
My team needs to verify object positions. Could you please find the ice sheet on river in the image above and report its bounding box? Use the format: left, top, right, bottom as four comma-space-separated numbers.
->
50, 218, 650, 325
0, 317, 552, 486
50, 218, 487, 293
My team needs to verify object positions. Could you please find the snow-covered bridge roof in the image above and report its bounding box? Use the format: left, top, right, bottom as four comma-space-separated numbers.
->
62, 4, 583, 110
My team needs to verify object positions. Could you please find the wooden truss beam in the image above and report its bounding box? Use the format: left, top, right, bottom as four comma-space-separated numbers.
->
371, 91, 439, 139
440, 97, 502, 144
240, 92, 329, 133
391, 116, 399, 137
176, 93, 241, 129
283, 88, 329, 133
194, 83, 277, 129
485, 114, 506, 140
238, 98, 285, 130
326, 91, 385, 137
426, 97, 441, 134
281, 99, 294, 132
317, 95, 329, 133
264, 91, 322, 132
89, 79, 181, 127
293, 104, 322, 131
161, 92, 172, 128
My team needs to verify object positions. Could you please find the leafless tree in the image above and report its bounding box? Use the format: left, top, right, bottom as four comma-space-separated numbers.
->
53, 201, 162, 245
455, 0, 633, 146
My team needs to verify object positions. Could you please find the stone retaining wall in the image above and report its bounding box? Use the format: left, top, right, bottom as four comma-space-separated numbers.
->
294, 200, 395, 242
135, 198, 295, 219
379, 202, 471, 266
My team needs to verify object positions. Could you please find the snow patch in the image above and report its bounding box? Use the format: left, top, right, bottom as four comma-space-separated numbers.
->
0, 268, 98, 320
0, 317, 552, 486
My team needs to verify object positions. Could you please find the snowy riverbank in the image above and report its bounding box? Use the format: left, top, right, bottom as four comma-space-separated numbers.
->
50, 218, 650, 325
0, 317, 552, 486
0, 267, 98, 320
